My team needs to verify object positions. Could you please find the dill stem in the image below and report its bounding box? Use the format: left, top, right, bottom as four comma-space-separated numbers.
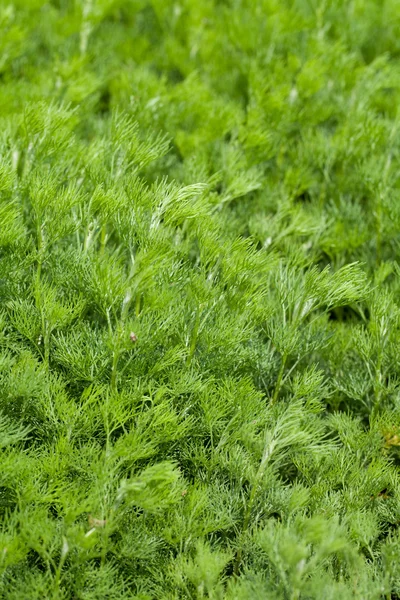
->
110, 343, 120, 393
186, 309, 201, 366
234, 440, 274, 575
135, 293, 141, 317
271, 354, 287, 405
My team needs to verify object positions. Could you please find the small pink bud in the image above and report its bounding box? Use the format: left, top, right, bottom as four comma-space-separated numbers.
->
130, 332, 138, 342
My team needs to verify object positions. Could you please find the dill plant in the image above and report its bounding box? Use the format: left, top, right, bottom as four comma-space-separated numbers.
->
1, 1, 400, 599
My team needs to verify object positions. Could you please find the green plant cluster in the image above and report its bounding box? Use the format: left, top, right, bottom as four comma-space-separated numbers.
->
1, 1, 400, 598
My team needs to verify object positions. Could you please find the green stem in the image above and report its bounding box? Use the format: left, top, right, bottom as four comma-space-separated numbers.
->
100, 223, 107, 256
186, 309, 201, 366
371, 352, 384, 420
100, 529, 109, 568
35, 224, 49, 365
234, 440, 274, 575
110, 341, 120, 393
135, 293, 141, 317
376, 192, 382, 267
233, 479, 259, 575
100, 505, 115, 568
44, 329, 50, 369
53, 543, 68, 596
35, 222, 44, 302
270, 354, 287, 405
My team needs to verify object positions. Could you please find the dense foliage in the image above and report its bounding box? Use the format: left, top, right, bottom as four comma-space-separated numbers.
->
1, 0, 400, 598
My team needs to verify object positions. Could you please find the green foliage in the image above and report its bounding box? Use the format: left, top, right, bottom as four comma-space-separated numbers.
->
1, 0, 400, 598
